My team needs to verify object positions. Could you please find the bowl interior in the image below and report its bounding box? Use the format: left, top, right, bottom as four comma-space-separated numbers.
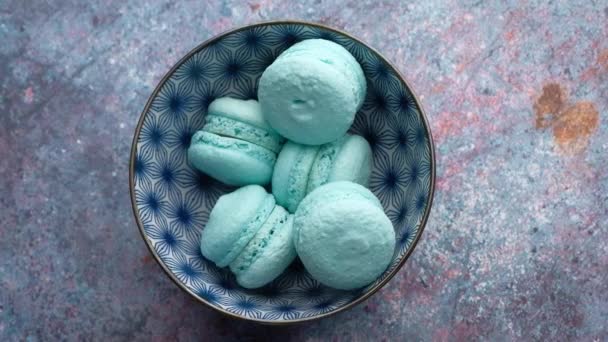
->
131, 22, 434, 323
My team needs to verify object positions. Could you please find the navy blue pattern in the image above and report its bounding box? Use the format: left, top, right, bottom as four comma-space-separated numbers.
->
344, 40, 373, 64
173, 51, 213, 93
209, 49, 257, 88
362, 55, 396, 90
135, 180, 168, 223
363, 84, 392, 117
263, 300, 300, 320
370, 152, 408, 207
398, 227, 414, 250
139, 113, 171, 158
148, 218, 185, 258
182, 232, 206, 264
350, 111, 390, 161
250, 48, 280, 75
166, 114, 205, 165
225, 293, 263, 319
191, 282, 226, 305
206, 39, 230, 59
310, 27, 350, 45
387, 201, 411, 229
133, 23, 433, 322
134, 148, 154, 186
191, 81, 229, 117
149, 152, 188, 195
164, 252, 203, 284
266, 24, 308, 52
410, 183, 429, 220
386, 115, 414, 160
231, 78, 259, 100
151, 79, 193, 122
389, 82, 419, 127
166, 190, 207, 239
181, 168, 231, 210
224, 26, 272, 58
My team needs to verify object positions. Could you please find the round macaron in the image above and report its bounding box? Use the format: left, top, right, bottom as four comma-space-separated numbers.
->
188, 97, 283, 186
258, 39, 366, 145
200, 185, 296, 288
293, 182, 395, 290
271, 141, 320, 213
271, 134, 372, 213
306, 134, 372, 193
229, 205, 296, 288
200, 185, 276, 267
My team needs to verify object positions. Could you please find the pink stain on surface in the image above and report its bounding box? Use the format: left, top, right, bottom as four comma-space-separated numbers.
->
433, 111, 480, 143
23, 87, 34, 104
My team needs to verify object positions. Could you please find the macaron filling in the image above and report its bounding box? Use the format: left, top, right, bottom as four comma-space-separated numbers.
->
306, 135, 348, 193
203, 114, 283, 153
217, 193, 276, 267
285, 146, 319, 212
229, 205, 290, 276
191, 131, 276, 165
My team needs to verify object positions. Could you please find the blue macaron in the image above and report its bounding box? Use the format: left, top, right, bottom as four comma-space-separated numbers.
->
188, 97, 283, 186
200, 185, 296, 288
258, 39, 366, 145
272, 134, 372, 213
271, 141, 320, 213
293, 182, 395, 290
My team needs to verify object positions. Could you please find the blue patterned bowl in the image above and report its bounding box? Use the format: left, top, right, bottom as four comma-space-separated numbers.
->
129, 21, 435, 323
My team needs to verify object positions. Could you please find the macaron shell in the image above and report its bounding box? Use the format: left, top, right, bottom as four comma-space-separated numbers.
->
276, 39, 366, 109
272, 141, 320, 213
294, 182, 394, 290
188, 131, 275, 186
306, 134, 372, 194
306, 135, 347, 193
208, 97, 274, 131
200, 185, 275, 267
327, 134, 372, 186
295, 181, 383, 244
235, 213, 296, 289
203, 114, 283, 153
230, 205, 296, 288
259, 55, 359, 145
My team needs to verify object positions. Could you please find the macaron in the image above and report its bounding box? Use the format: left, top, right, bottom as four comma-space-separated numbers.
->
258, 39, 366, 145
271, 141, 320, 213
200, 185, 296, 288
229, 205, 296, 288
272, 134, 372, 213
306, 134, 372, 193
188, 97, 283, 186
293, 182, 395, 290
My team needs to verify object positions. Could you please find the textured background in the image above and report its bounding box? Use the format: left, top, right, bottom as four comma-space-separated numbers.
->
1, 0, 607, 340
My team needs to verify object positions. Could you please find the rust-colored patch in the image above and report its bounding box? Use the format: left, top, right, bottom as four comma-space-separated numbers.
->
580, 49, 608, 81
533, 82, 600, 154
534, 83, 566, 128
598, 49, 608, 70
248, 2, 260, 11
553, 102, 599, 154
142, 254, 154, 264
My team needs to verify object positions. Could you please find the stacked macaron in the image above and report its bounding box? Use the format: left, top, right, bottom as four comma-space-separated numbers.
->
188, 97, 283, 186
259, 39, 366, 145
272, 134, 372, 213
189, 38, 396, 290
200, 185, 296, 289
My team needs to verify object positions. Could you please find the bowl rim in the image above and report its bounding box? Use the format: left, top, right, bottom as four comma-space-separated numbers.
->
129, 19, 436, 324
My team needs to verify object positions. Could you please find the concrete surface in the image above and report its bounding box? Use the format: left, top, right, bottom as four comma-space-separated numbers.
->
1, 0, 606, 340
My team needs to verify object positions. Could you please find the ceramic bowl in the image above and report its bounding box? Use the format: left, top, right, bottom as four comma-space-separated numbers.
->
129, 20, 435, 324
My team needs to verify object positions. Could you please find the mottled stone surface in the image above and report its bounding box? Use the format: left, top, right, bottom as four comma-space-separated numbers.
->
1, 0, 607, 340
